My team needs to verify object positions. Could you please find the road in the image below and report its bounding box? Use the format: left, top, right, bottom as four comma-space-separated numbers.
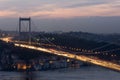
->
14, 43, 120, 72
1, 37, 120, 71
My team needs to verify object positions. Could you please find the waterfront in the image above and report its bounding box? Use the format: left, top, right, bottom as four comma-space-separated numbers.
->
0, 66, 120, 80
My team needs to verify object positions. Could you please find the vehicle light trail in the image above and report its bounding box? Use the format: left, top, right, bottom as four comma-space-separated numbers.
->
1, 37, 120, 71
14, 43, 120, 72
0, 37, 13, 42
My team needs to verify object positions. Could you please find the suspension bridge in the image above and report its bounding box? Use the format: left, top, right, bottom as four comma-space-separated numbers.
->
0, 17, 120, 72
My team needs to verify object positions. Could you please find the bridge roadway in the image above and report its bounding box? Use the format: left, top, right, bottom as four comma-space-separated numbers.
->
14, 43, 120, 72
1, 37, 120, 71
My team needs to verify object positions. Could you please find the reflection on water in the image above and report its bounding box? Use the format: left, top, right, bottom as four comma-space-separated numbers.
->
0, 71, 35, 80
25, 71, 35, 80
0, 66, 120, 80
0, 71, 24, 80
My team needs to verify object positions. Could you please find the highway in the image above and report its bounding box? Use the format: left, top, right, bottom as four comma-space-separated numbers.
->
1, 37, 120, 71
14, 43, 120, 71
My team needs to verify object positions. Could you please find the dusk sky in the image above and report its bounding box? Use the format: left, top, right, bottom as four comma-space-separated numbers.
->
0, 0, 120, 33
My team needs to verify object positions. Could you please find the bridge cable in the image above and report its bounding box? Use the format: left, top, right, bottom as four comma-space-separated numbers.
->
31, 20, 64, 50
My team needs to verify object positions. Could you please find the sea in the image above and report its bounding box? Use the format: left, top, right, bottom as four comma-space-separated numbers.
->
0, 66, 120, 80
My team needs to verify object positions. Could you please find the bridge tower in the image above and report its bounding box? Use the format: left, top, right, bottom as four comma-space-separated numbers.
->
19, 17, 31, 44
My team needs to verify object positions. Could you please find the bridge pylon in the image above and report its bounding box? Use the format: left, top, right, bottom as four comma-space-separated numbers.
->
19, 17, 31, 44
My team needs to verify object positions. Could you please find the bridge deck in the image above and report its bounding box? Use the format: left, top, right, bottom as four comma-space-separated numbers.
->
14, 43, 120, 72
1, 37, 120, 71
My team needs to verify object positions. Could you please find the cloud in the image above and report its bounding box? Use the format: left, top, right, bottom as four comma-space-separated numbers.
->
28, 1, 120, 18
0, 10, 17, 17
0, 0, 120, 18
62, 0, 110, 8
0, 0, 9, 2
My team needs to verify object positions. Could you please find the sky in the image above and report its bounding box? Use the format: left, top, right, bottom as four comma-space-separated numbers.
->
0, 0, 120, 33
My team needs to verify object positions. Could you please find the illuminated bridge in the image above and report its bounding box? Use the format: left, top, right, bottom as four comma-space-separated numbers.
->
1, 37, 120, 72
0, 17, 120, 72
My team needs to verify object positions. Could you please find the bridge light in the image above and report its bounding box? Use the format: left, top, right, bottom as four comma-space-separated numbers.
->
67, 59, 70, 62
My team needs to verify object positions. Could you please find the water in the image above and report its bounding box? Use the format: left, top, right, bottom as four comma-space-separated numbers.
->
0, 66, 120, 80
